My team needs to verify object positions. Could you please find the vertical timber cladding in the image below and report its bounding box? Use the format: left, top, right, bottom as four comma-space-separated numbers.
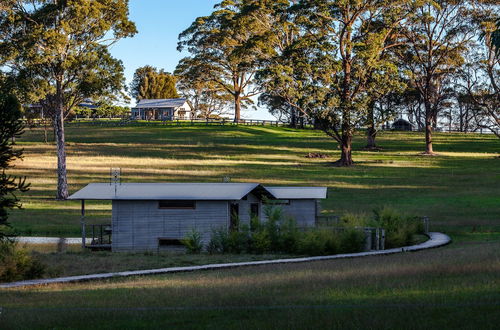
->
258, 199, 317, 228
112, 200, 229, 252
238, 194, 316, 228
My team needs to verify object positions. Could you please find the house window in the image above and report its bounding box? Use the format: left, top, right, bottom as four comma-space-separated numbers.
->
159, 200, 196, 209
158, 238, 184, 247
250, 203, 259, 218
265, 200, 290, 205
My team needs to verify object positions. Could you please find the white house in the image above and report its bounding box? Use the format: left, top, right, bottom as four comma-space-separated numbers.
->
68, 183, 328, 252
131, 98, 192, 120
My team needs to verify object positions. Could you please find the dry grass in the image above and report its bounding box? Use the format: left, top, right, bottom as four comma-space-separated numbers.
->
0, 240, 498, 329
8, 125, 500, 236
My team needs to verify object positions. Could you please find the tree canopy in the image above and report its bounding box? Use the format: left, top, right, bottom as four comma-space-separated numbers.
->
0, 0, 136, 199
176, 0, 288, 122
131, 66, 179, 101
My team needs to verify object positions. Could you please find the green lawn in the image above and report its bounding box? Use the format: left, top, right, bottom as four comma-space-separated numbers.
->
9, 125, 500, 236
1, 124, 499, 329
1, 240, 498, 329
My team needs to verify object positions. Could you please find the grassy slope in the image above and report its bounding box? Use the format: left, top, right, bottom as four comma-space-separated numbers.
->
1, 125, 499, 329
9, 125, 500, 237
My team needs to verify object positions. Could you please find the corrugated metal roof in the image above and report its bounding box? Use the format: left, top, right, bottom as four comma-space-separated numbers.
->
133, 98, 187, 109
68, 183, 262, 200
264, 186, 327, 199
68, 183, 328, 201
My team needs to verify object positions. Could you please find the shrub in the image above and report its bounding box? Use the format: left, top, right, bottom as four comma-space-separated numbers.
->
207, 227, 229, 254
0, 241, 45, 282
181, 229, 203, 254
297, 230, 329, 256
227, 225, 251, 254
279, 217, 301, 253
368, 206, 424, 248
338, 228, 365, 253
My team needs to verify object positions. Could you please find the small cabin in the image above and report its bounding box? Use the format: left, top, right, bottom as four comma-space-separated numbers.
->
131, 98, 192, 120
68, 183, 327, 252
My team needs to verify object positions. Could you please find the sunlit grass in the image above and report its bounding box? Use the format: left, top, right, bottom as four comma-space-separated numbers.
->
7, 125, 500, 237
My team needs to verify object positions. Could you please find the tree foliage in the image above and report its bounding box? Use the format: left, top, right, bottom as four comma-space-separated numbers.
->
395, 0, 476, 153
130, 66, 179, 101
461, 2, 500, 137
0, 93, 30, 241
176, 0, 286, 122
0, 0, 136, 199
259, 0, 416, 165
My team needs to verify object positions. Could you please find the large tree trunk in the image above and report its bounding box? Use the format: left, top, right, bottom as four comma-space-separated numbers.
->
233, 93, 241, 123
366, 126, 377, 149
53, 96, 69, 200
336, 132, 353, 166
290, 108, 297, 128
365, 102, 377, 149
424, 103, 434, 154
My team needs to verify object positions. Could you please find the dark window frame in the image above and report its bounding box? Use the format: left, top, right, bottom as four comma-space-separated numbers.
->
265, 199, 290, 205
158, 200, 196, 209
158, 238, 184, 247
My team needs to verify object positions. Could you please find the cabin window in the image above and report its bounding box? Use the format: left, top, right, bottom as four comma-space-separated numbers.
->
159, 200, 196, 209
230, 203, 239, 232
250, 203, 259, 218
265, 199, 290, 205
158, 238, 184, 247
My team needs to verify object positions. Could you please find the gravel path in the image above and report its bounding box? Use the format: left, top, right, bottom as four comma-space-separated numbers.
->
1, 232, 451, 289
15, 237, 91, 244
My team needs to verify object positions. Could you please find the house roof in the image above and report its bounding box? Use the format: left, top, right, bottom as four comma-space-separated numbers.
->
132, 98, 187, 109
265, 186, 328, 199
68, 183, 327, 201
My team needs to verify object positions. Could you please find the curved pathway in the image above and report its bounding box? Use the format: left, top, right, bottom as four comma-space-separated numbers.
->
1, 232, 451, 289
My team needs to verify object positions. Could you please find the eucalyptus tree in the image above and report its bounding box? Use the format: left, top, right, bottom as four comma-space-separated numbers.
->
131, 66, 179, 101
177, 0, 288, 123
463, 2, 500, 137
0, 0, 136, 199
176, 67, 232, 119
259, 0, 417, 166
396, 0, 476, 154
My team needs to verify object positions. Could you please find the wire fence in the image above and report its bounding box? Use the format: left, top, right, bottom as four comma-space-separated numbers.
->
24, 117, 498, 135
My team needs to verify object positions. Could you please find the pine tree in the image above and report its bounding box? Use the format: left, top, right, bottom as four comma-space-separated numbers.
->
0, 93, 30, 241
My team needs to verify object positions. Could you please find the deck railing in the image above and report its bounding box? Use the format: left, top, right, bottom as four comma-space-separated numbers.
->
81, 223, 112, 250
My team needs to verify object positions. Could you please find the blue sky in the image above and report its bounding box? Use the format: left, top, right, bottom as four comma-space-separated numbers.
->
109, 0, 273, 119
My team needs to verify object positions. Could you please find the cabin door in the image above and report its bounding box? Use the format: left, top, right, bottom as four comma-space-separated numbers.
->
229, 202, 239, 232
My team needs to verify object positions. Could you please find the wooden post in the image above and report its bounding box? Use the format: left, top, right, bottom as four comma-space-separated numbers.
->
380, 229, 386, 250
80, 199, 86, 249
364, 228, 372, 251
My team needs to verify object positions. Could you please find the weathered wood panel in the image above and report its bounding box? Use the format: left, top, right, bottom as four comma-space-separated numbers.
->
112, 200, 229, 252
281, 200, 317, 227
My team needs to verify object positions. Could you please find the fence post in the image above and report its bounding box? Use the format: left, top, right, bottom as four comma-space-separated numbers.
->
422, 216, 430, 234
375, 228, 380, 250
380, 229, 385, 250
364, 228, 373, 252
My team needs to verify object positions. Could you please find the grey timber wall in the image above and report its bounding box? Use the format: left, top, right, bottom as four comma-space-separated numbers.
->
112, 200, 229, 252
237, 194, 262, 225
240, 195, 317, 228
281, 200, 317, 227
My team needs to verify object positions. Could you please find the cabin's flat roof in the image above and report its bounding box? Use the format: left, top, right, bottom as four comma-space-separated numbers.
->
68, 183, 327, 201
